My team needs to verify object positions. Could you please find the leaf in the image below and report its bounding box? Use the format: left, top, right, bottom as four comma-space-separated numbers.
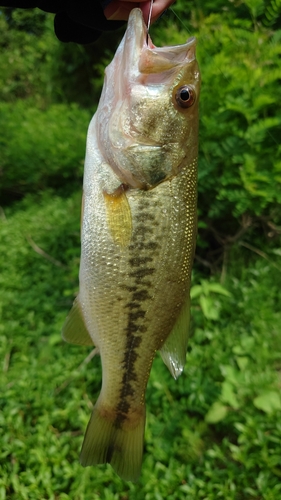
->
253, 391, 281, 414
205, 402, 228, 424
206, 283, 232, 297
200, 296, 219, 320
221, 381, 240, 408
272, 248, 281, 256
220, 365, 241, 386
48, 333, 63, 346
236, 356, 249, 371
190, 285, 202, 299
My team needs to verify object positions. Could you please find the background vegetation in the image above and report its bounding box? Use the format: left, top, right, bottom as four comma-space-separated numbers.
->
0, 0, 281, 498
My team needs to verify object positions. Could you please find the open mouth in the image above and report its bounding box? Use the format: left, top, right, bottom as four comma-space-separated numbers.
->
130, 8, 196, 73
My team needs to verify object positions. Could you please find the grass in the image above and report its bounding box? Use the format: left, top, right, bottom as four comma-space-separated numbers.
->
1, 192, 281, 499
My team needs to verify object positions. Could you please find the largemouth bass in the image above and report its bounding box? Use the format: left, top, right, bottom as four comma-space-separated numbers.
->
62, 8, 200, 482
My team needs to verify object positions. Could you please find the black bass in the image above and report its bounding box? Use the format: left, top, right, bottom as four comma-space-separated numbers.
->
62, 8, 200, 482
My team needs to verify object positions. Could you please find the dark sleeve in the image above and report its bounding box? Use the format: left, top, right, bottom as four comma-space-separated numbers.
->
0, 1, 125, 43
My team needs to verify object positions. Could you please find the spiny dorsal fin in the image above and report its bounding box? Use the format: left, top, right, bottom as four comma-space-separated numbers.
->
104, 186, 132, 247
62, 297, 94, 346
159, 294, 190, 379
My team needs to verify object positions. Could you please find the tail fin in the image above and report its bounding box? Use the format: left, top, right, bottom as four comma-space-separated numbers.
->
80, 400, 145, 482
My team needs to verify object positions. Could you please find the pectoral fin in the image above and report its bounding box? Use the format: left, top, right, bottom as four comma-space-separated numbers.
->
160, 294, 191, 379
104, 186, 132, 247
62, 297, 94, 346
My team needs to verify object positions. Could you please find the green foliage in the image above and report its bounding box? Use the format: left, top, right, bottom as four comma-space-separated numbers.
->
0, 7, 121, 108
1, 1, 281, 498
1, 195, 281, 498
190, 280, 231, 320
263, 0, 281, 26
1, 4, 281, 247
0, 9, 56, 104
151, 6, 281, 254
48, 32, 124, 108
197, 16, 281, 224
0, 101, 91, 202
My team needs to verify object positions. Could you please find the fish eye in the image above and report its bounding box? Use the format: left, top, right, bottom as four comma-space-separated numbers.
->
175, 85, 196, 109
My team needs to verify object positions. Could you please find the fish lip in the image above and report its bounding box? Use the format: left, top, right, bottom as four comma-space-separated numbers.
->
127, 8, 197, 73
145, 35, 197, 62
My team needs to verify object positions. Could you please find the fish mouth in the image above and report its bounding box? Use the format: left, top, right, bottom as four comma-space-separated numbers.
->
126, 8, 196, 75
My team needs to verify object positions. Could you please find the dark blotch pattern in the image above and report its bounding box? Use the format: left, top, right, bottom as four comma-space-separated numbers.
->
114, 203, 159, 427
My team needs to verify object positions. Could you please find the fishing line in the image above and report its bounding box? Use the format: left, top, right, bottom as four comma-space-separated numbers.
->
170, 7, 192, 35
146, 0, 154, 44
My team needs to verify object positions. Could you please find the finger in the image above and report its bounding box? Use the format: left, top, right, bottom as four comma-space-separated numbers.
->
104, 0, 175, 22
104, 1, 140, 20
148, 0, 175, 23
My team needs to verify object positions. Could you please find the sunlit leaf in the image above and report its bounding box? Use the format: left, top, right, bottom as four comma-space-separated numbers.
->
205, 402, 228, 423
253, 391, 281, 413
199, 296, 219, 320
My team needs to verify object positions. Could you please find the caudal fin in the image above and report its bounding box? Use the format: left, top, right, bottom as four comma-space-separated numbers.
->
80, 400, 145, 482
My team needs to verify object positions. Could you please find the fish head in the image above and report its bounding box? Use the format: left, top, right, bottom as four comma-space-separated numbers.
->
97, 8, 200, 190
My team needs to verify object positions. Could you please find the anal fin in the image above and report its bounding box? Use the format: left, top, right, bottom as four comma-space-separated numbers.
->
62, 297, 94, 346
160, 294, 191, 379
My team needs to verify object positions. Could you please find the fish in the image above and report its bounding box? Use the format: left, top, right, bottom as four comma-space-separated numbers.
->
62, 7, 200, 482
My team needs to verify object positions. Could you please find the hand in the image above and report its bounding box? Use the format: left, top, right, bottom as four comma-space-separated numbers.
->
104, 0, 175, 24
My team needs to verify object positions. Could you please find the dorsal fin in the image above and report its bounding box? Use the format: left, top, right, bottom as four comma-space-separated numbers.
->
62, 298, 94, 346
159, 294, 190, 379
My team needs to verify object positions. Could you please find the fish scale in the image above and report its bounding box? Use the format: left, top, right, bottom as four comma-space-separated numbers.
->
62, 8, 200, 482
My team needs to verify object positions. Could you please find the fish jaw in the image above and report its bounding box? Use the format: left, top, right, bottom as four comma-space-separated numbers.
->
95, 8, 200, 190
